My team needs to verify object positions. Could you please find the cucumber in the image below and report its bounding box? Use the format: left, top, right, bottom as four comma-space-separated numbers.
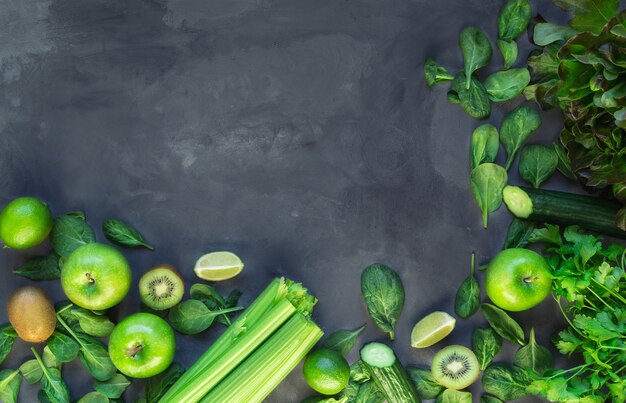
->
518, 187, 626, 239
360, 342, 421, 403
503, 185, 533, 218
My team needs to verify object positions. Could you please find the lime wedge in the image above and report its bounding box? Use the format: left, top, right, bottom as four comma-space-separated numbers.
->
194, 251, 244, 281
411, 311, 456, 348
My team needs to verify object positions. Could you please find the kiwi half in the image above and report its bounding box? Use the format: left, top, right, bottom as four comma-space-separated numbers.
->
139, 265, 185, 310
431, 345, 480, 390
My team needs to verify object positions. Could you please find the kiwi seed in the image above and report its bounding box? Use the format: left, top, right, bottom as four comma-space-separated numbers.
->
7, 286, 56, 343
139, 264, 185, 310
431, 345, 480, 390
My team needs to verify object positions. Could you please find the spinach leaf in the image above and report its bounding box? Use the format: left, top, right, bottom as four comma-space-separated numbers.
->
0, 324, 16, 366
321, 324, 365, 356
498, 0, 532, 41
354, 380, 385, 402
43, 346, 61, 370
484, 68, 530, 102
19, 359, 43, 384
455, 253, 480, 318
470, 163, 508, 228
48, 331, 80, 363
94, 373, 130, 399
360, 263, 405, 340
470, 124, 499, 169
503, 218, 536, 249
553, 0, 619, 35
51, 214, 96, 257
533, 23, 577, 46
424, 58, 454, 87
481, 363, 531, 401
189, 284, 241, 326
72, 309, 115, 338
518, 144, 558, 188
481, 303, 525, 346
407, 367, 445, 400
0, 369, 21, 403
480, 394, 504, 403
496, 39, 517, 70
103, 218, 154, 250
146, 363, 185, 403
449, 72, 491, 119
435, 389, 472, 403
33, 349, 70, 403
13, 253, 61, 281
76, 333, 117, 381
472, 327, 502, 371
514, 328, 553, 375
447, 91, 461, 105
77, 392, 109, 403
499, 105, 541, 170
168, 300, 242, 335
460, 27, 492, 89
552, 142, 577, 180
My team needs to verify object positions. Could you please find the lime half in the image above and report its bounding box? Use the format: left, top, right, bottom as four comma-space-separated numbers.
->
194, 251, 244, 281
411, 311, 456, 348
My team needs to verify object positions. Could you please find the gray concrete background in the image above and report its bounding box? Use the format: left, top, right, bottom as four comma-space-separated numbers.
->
0, 0, 607, 401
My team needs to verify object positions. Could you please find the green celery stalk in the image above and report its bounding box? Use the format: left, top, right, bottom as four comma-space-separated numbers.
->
200, 312, 323, 403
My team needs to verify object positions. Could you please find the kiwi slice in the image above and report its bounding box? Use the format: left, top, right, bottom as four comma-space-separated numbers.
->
431, 345, 480, 390
139, 265, 185, 310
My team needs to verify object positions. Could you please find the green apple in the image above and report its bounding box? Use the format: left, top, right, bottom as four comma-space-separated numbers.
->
485, 248, 552, 311
61, 243, 132, 310
108, 313, 175, 378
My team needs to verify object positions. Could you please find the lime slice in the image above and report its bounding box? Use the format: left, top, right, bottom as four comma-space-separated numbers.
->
411, 311, 456, 348
194, 251, 244, 281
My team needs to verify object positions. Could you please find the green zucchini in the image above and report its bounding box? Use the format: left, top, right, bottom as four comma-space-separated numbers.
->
359, 342, 420, 403
513, 187, 626, 239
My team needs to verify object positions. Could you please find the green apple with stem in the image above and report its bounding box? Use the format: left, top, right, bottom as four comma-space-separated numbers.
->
109, 312, 176, 378
485, 248, 552, 311
61, 242, 132, 310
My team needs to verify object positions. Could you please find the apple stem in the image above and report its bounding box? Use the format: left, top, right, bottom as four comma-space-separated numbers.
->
85, 273, 95, 284
523, 276, 539, 284
128, 344, 143, 359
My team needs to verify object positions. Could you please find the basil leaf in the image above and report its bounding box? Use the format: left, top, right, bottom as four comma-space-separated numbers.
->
0, 325, 16, 366
146, 363, 185, 403
460, 27, 492, 89
168, 300, 242, 335
19, 359, 43, 384
41, 367, 70, 403
484, 68, 530, 102
480, 394, 504, 403
76, 333, 117, 381
518, 144, 558, 188
361, 263, 405, 340
481, 303, 526, 346
553, 0, 619, 35
500, 105, 541, 170
533, 23, 577, 46
470, 124, 499, 169
455, 254, 480, 319
0, 369, 21, 403
424, 58, 454, 87
13, 253, 61, 281
94, 373, 130, 399
435, 389, 472, 403
470, 163, 508, 228
503, 219, 536, 249
498, 0, 531, 41
103, 218, 154, 250
51, 214, 96, 257
472, 327, 502, 370
497, 39, 518, 70
77, 392, 109, 403
449, 73, 491, 119
322, 324, 365, 356
407, 367, 445, 400
514, 328, 553, 375
481, 363, 531, 401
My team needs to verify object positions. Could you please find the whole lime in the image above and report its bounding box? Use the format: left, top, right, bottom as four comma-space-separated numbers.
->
303, 348, 350, 395
0, 197, 53, 249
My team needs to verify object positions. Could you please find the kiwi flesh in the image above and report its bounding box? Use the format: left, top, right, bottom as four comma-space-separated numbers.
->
7, 286, 56, 343
431, 345, 480, 390
139, 264, 184, 310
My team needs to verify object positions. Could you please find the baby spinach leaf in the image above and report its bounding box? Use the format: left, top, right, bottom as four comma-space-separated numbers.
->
460, 27, 492, 89
553, 0, 619, 35
496, 39, 518, 70
470, 124, 499, 169
94, 373, 130, 399
33, 349, 70, 403
484, 68, 530, 102
361, 263, 405, 340
533, 23, 577, 46
321, 324, 365, 356
43, 346, 61, 370
500, 105, 541, 170
189, 284, 241, 326
552, 142, 577, 180
19, 359, 43, 384
455, 253, 481, 318
503, 219, 536, 249
436, 389, 472, 403
0, 324, 16, 366
519, 144, 558, 188
48, 331, 80, 363
13, 253, 61, 281
76, 333, 117, 381
0, 369, 21, 403
470, 163, 508, 228
447, 91, 461, 105
146, 363, 185, 403
77, 392, 109, 403
481, 364, 531, 401
481, 303, 525, 346
407, 367, 445, 400
480, 395, 504, 403
72, 309, 115, 338
514, 328, 553, 375
449, 72, 491, 119
472, 327, 502, 371
498, 0, 532, 41
168, 300, 242, 335
51, 214, 96, 257
424, 58, 454, 87
103, 218, 154, 250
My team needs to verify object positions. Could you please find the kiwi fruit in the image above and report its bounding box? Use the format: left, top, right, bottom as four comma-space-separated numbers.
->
7, 286, 56, 343
139, 264, 185, 310
431, 345, 480, 390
